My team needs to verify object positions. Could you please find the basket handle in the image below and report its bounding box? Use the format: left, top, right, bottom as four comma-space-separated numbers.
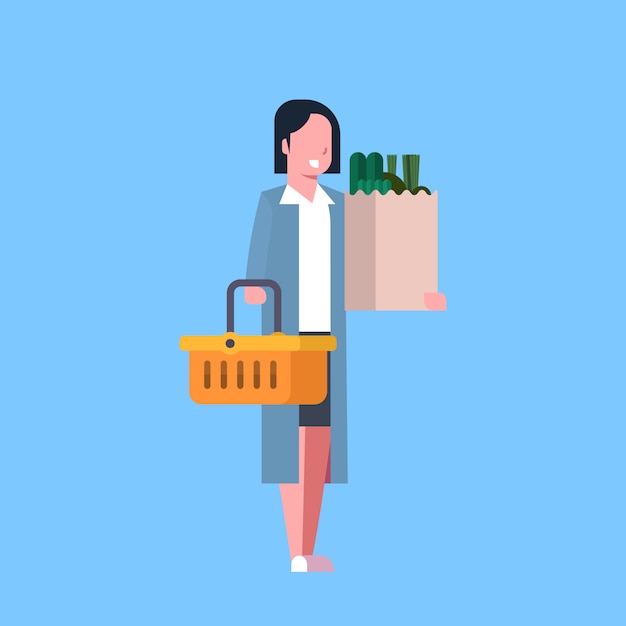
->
226, 279, 282, 333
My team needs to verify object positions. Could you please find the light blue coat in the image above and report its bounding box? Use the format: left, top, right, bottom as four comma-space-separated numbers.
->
246, 185, 348, 484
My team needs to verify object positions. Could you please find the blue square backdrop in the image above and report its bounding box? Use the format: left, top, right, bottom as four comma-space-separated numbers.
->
1, 1, 624, 624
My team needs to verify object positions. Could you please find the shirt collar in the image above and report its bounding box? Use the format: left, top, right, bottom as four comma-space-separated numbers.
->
279, 183, 335, 206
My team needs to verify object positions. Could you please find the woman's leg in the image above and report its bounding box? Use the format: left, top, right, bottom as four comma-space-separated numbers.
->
280, 426, 331, 559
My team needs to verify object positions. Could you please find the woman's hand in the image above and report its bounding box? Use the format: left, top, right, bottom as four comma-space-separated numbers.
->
244, 286, 267, 304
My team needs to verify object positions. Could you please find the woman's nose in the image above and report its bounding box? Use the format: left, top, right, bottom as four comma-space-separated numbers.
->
322, 147, 328, 155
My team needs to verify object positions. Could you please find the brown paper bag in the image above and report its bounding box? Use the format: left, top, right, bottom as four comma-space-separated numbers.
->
344, 189, 446, 311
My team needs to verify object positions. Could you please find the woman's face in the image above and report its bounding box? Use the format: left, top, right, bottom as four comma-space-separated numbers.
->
282, 113, 333, 176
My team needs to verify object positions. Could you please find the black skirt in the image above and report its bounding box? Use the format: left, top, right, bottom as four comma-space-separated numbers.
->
298, 332, 331, 427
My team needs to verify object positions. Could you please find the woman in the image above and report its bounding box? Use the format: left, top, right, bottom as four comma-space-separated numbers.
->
245, 100, 347, 573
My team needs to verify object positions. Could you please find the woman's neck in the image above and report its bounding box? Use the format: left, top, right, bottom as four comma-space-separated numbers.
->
287, 172, 318, 203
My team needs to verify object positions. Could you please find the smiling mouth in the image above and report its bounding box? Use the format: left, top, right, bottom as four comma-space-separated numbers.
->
309, 159, 320, 168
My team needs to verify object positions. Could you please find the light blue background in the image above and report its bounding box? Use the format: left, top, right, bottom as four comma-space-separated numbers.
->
1, 1, 624, 624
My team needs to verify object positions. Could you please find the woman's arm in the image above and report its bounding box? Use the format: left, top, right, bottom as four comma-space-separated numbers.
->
245, 193, 273, 304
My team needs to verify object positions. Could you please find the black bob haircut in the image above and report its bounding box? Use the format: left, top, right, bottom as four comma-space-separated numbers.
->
274, 100, 340, 174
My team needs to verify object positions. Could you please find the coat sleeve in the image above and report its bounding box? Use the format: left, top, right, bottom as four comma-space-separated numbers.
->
246, 192, 272, 279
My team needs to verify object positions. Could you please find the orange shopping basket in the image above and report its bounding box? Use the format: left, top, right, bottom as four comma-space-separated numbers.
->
180, 279, 336, 405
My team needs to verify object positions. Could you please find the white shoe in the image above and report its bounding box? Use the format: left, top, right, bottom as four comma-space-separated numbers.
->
291, 555, 334, 573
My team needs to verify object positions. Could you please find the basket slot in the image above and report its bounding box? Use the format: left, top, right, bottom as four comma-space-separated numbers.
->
270, 361, 277, 389
220, 361, 228, 389
253, 361, 261, 389
237, 361, 244, 389
204, 361, 211, 389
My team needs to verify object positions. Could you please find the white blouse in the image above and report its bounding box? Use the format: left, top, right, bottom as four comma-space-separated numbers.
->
280, 184, 333, 332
